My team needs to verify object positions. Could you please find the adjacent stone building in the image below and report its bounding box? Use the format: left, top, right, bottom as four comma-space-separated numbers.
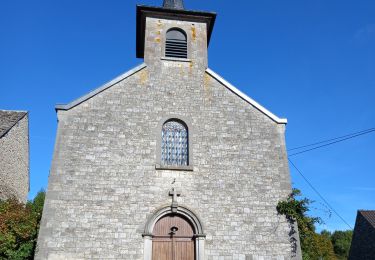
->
0, 110, 29, 202
349, 210, 375, 260
36, 1, 301, 259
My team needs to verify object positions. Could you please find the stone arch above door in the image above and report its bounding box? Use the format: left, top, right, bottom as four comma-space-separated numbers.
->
143, 205, 205, 260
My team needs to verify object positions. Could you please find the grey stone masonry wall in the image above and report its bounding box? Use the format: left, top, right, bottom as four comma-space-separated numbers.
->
36, 15, 300, 260
0, 114, 29, 202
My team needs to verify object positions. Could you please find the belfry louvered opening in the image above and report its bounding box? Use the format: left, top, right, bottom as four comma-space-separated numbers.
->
165, 28, 188, 59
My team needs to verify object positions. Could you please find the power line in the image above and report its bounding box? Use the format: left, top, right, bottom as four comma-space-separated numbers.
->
288, 128, 375, 157
288, 127, 375, 151
288, 158, 353, 229
286, 128, 375, 229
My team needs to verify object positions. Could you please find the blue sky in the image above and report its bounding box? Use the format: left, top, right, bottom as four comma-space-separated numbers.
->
1, 0, 374, 232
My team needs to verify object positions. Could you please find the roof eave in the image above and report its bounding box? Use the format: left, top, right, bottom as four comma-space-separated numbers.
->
206, 68, 288, 125
55, 63, 147, 112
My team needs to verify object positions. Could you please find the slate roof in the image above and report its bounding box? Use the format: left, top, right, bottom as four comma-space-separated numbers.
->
0, 110, 27, 138
360, 210, 375, 228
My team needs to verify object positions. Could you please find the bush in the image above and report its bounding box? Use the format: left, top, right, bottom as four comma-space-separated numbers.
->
0, 191, 45, 260
277, 188, 336, 260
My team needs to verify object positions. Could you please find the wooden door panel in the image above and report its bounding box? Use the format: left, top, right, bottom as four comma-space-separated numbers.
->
152, 214, 195, 260
174, 241, 195, 260
152, 241, 172, 260
153, 214, 194, 237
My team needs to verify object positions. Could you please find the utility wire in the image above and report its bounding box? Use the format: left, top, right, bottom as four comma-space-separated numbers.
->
288, 158, 353, 229
286, 128, 375, 229
288, 128, 375, 157
288, 127, 375, 151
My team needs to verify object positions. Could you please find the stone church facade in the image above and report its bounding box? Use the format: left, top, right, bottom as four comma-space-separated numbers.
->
36, 1, 301, 259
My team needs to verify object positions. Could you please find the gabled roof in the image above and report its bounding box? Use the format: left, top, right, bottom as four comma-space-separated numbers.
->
56, 64, 287, 125
359, 210, 375, 228
206, 68, 288, 124
0, 110, 27, 138
55, 63, 147, 111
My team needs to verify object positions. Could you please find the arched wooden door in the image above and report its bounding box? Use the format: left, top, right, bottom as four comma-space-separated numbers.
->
152, 214, 195, 260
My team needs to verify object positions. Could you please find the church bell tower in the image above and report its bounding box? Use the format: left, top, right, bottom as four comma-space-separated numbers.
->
136, 0, 216, 69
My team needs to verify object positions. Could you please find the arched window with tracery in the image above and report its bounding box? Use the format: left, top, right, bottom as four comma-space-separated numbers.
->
165, 28, 188, 59
161, 120, 189, 166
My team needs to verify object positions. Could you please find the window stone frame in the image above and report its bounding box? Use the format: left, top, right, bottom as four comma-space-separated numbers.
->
155, 116, 194, 171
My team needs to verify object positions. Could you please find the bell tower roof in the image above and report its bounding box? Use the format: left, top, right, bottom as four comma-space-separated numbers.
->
136, 1, 216, 58
163, 0, 185, 10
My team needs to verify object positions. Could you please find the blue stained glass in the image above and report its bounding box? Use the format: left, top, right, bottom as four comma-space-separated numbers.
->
161, 120, 188, 166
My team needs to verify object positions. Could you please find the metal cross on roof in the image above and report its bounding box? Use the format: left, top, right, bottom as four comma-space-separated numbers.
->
163, 0, 185, 10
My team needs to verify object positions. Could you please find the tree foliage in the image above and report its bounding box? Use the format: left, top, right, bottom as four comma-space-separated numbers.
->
0, 191, 45, 260
330, 230, 353, 259
277, 188, 337, 260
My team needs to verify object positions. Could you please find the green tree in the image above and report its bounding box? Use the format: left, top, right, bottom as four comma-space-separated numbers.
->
331, 230, 353, 260
277, 188, 336, 260
0, 191, 45, 260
